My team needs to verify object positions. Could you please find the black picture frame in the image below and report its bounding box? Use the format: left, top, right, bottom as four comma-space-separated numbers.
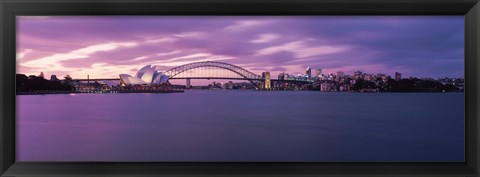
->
1, 0, 479, 176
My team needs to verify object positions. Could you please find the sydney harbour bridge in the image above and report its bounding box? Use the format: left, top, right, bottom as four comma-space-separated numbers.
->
73, 61, 311, 89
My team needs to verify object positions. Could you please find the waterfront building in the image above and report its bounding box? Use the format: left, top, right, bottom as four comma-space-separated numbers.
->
119, 65, 169, 86
354, 71, 363, 80
103, 80, 119, 88
113, 84, 175, 92
381, 75, 390, 82
74, 82, 96, 92
350, 79, 357, 85
339, 85, 350, 92
225, 81, 234, 89
395, 72, 402, 80
364, 74, 374, 81
320, 83, 333, 92
375, 73, 385, 82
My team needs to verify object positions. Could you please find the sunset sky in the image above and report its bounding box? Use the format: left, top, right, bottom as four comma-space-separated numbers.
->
17, 16, 464, 82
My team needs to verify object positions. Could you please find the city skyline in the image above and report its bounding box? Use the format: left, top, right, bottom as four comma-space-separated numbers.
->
17, 16, 464, 81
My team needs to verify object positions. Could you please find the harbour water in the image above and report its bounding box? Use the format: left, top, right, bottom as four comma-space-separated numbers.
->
16, 91, 464, 162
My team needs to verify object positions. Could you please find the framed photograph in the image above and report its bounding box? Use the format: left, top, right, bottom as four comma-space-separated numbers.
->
1, 0, 479, 176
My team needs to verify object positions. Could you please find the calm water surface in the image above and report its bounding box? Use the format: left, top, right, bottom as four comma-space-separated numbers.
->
17, 91, 464, 161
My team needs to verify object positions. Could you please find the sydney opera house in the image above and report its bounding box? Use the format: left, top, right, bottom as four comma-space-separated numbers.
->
119, 65, 169, 86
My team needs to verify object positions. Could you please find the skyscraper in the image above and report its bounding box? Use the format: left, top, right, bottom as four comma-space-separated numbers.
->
262, 72, 271, 90
354, 71, 363, 80
315, 69, 322, 78
336, 71, 344, 82
395, 72, 402, 80
278, 72, 285, 80
306, 66, 312, 78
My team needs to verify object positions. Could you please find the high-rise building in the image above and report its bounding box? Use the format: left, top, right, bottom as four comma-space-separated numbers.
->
337, 71, 344, 78
278, 72, 285, 80
306, 66, 312, 78
328, 73, 335, 81
320, 83, 332, 92
364, 74, 374, 81
262, 71, 271, 90
336, 71, 344, 81
395, 72, 402, 80
315, 69, 322, 78
354, 71, 363, 80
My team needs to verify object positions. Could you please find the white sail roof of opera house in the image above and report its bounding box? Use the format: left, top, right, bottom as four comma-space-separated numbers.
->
119, 65, 169, 86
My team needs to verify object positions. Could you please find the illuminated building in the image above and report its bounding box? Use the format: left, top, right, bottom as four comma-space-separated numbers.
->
315, 69, 322, 78
306, 66, 312, 78
364, 74, 374, 81
354, 71, 363, 80
262, 71, 271, 90
320, 83, 333, 92
119, 65, 169, 86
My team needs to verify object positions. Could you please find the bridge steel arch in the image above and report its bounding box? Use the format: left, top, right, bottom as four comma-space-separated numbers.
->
164, 61, 263, 88
164, 61, 262, 81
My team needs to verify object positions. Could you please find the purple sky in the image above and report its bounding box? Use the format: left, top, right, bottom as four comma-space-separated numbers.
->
17, 16, 464, 82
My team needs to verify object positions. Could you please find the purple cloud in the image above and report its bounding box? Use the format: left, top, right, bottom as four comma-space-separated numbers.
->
17, 16, 464, 80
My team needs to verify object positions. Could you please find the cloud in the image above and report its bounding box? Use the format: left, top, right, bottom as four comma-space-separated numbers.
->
145, 37, 177, 43
131, 56, 150, 61
151, 53, 235, 67
159, 53, 235, 63
173, 32, 207, 39
69, 63, 146, 79
22, 42, 137, 71
255, 41, 350, 58
90, 63, 107, 68
16, 16, 464, 79
157, 50, 181, 56
224, 20, 265, 31
17, 49, 33, 60
250, 34, 280, 43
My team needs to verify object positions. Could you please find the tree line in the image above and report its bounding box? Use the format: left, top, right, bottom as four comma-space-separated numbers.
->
16, 74, 73, 92
351, 78, 460, 92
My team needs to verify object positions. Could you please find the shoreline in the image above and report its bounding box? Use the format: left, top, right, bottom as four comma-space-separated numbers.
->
16, 90, 185, 95
16, 90, 463, 95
